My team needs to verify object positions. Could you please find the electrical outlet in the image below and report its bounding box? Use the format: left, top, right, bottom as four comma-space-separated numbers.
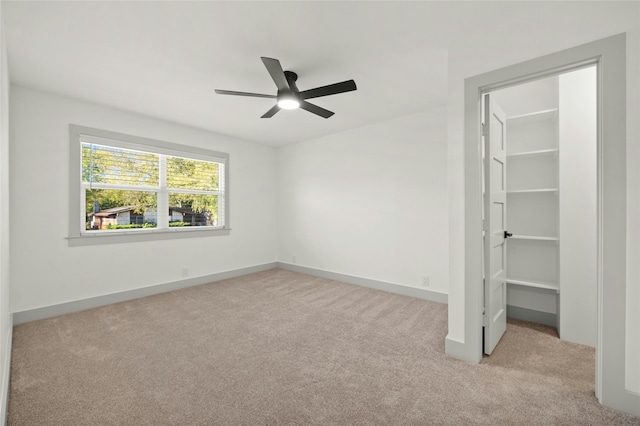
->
421, 275, 430, 286
182, 268, 189, 278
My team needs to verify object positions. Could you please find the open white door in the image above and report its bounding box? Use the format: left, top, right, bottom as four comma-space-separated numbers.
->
483, 94, 508, 355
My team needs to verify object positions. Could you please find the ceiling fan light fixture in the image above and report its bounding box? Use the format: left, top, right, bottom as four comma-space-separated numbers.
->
277, 93, 300, 110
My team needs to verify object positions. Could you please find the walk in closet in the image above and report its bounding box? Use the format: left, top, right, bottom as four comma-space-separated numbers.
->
489, 66, 597, 347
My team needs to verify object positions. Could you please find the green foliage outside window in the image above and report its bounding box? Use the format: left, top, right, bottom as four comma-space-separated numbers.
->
82, 144, 220, 224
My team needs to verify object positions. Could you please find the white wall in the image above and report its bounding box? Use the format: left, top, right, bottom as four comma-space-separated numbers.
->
623, 0, 640, 396
277, 109, 449, 294
9, 86, 277, 313
0, 4, 11, 421
559, 66, 597, 347
627, 30, 640, 394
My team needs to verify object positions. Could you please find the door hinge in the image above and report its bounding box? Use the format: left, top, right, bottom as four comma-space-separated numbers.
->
482, 314, 490, 327
482, 122, 488, 137
482, 219, 488, 231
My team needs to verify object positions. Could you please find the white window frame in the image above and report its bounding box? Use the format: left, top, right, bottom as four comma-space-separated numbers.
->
68, 125, 230, 246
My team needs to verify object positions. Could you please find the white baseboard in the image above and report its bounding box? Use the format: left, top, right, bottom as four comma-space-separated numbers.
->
12, 262, 278, 325
277, 262, 448, 304
1, 315, 12, 426
507, 305, 558, 328
13, 262, 449, 325
445, 334, 480, 363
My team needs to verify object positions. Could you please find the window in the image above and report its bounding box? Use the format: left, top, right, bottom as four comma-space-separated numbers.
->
69, 125, 229, 245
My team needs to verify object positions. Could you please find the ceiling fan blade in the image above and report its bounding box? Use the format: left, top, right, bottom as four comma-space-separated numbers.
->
300, 101, 334, 119
261, 105, 281, 118
215, 89, 276, 99
299, 80, 357, 100
261, 57, 290, 91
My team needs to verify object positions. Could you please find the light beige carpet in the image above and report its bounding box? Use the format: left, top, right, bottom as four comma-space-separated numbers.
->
8, 269, 640, 425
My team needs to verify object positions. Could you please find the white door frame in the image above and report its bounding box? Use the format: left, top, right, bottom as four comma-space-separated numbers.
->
461, 33, 639, 415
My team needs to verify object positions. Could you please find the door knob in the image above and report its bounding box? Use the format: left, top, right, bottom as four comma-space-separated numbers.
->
504, 231, 513, 238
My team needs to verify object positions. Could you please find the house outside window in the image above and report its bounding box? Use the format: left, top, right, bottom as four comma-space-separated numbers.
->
69, 125, 229, 245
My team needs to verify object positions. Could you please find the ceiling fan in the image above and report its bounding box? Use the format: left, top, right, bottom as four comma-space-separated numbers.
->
215, 57, 357, 119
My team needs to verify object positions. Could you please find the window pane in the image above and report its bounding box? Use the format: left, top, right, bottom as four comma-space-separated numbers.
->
167, 156, 219, 191
82, 143, 159, 187
169, 193, 218, 227
86, 189, 157, 231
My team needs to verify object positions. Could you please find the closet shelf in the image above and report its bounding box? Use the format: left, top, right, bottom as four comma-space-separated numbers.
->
507, 277, 559, 292
507, 108, 559, 123
506, 277, 559, 292
507, 148, 558, 159
507, 188, 559, 194
509, 235, 559, 242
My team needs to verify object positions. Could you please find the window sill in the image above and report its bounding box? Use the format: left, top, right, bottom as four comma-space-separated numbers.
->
67, 227, 231, 246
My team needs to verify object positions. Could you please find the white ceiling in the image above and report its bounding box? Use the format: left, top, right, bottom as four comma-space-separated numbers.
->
3, 1, 637, 147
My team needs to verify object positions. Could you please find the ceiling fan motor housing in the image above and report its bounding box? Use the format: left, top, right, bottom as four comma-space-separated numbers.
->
283, 71, 299, 92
